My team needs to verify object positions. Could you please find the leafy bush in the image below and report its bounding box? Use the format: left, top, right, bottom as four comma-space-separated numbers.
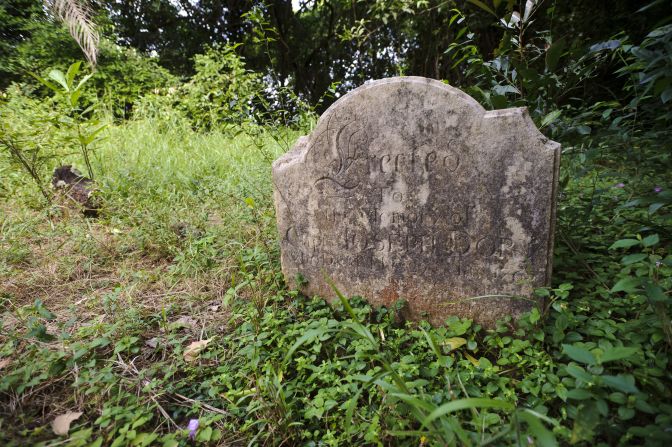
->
3, 8, 176, 119
175, 45, 264, 130
0, 85, 63, 203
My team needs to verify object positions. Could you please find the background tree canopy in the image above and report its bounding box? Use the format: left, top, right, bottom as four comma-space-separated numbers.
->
2, 0, 669, 108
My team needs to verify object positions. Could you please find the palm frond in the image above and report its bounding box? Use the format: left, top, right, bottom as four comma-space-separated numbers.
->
44, 0, 99, 66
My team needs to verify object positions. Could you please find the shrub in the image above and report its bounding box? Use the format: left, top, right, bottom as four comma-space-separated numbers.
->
175, 45, 264, 130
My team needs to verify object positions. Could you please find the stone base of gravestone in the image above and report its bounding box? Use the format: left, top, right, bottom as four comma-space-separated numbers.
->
272, 77, 560, 327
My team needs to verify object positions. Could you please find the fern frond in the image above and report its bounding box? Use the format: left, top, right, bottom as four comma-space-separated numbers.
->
44, 0, 99, 66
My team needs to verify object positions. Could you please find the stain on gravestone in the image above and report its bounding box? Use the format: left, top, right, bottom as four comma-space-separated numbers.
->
272, 77, 560, 327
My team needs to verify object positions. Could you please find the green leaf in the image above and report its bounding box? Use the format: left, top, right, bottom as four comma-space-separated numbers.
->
601, 374, 638, 393
661, 88, 672, 103
566, 388, 593, 400
421, 398, 514, 427
545, 37, 566, 72
70, 89, 83, 108
196, 426, 212, 442
344, 388, 363, 433
618, 406, 635, 420
29, 72, 60, 93
420, 327, 442, 358
600, 347, 638, 363
540, 110, 562, 128
283, 327, 335, 365
444, 337, 467, 352
611, 277, 641, 294
518, 409, 558, 447
612, 235, 639, 246
565, 364, 593, 382
562, 344, 596, 365
48, 69, 69, 92
649, 203, 664, 214
75, 73, 94, 92
576, 125, 591, 135
133, 432, 158, 446
66, 62, 82, 90
642, 234, 660, 247
389, 392, 437, 414
493, 84, 520, 95
27, 322, 55, 341
82, 124, 108, 145
466, 0, 497, 17
621, 253, 647, 265
34, 299, 56, 319
645, 281, 668, 303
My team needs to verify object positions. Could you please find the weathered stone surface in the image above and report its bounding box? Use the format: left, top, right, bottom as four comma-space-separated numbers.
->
272, 77, 560, 327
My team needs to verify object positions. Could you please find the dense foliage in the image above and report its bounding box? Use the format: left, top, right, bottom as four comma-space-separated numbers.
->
1, 0, 671, 446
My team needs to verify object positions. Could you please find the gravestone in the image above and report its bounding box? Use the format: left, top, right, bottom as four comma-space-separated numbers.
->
272, 77, 560, 327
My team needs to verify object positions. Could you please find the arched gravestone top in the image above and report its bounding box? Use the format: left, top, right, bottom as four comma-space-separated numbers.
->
272, 76, 561, 327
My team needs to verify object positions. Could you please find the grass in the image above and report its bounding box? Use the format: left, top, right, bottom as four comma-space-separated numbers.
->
1, 116, 671, 446
0, 119, 292, 444
2, 118, 290, 311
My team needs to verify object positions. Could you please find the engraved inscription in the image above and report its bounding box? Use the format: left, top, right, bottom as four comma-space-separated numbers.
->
272, 77, 561, 327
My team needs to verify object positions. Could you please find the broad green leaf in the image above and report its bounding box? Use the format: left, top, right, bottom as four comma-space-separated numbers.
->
600, 347, 638, 363
134, 432, 158, 446
463, 351, 480, 366
565, 364, 593, 382
645, 281, 668, 303
48, 69, 69, 91
566, 388, 592, 400
421, 398, 514, 427
30, 72, 60, 93
642, 234, 659, 247
283, 327, 335, 365
621, 253, 647, 265
609, 239, 640, 250
466, 0, 497, 17
648, 203, 664, 214
493, 84, 519, 95
35, 299, 56, 320
661, 88, 672, 103
576, 125, 591, 135
66, 61, 82, 89
611, 277, 641, 293
601, 374, 638, 393
541, 110, 562, 128
83, 124, 108, 145
444, 337, 467, 351
75, 73, 94, 92
196, 426, 212, 442
545, 38, 566, 72
70, 89, 83, 108
518, 409, 558, 447
562, 344, 596, 365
